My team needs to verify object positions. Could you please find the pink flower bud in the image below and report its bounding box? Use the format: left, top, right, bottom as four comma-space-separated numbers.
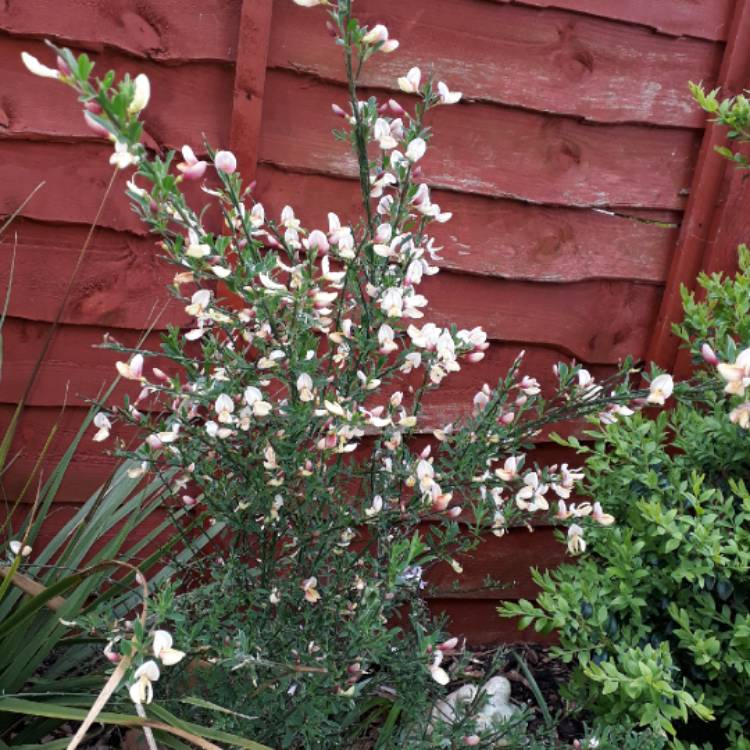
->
56, 56, 71, 75
214, 150, 237, 173
467, 351, 485, 363
83, 111, 110, 137
84, 101, 102, 114
701, 343, 719, 366
331, 103, 347, 118
438, 637, 459, 652
105, 650, 121, 664
325, 20, 338, 37
182, 495, 197, 508
306, 229, 330, 253
464, 736, 480, 746
447, 506, 462, 518
501, 411, 515, 424
387, 98, 406, 116
146, 434, 163, 450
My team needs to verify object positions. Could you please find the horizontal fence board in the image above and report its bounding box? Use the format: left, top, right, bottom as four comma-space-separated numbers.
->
0, 268, 661, 362
427, 526, 563, 600
0, 220, 186, 329
255, 166, 678, 283
429, 598, 555, 645
1, 402, 584, 505
0, 317, 618, 409
259, 70, 700, 209
272, 0, 721, 128
493, 0, 734, 41
0, 0, 241, 62
0, 141, 225, 233
421, 274, 661, 362
0, 35, 233, 150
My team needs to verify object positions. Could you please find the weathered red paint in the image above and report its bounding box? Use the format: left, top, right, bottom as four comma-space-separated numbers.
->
273, 0, 722, 127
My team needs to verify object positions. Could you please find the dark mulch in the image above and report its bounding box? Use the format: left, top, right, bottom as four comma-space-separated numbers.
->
498, 643, 583, 741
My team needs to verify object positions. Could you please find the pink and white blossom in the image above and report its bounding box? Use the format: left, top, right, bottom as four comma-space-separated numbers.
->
92, 413, 112, 442
398, 67, 421, 94
214, 150, 237, 173
436, 81, 462, 105
647, 373, 674, 405
177, 145, 208, 180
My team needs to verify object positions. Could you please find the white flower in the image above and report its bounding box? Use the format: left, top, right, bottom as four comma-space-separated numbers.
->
9, 540, 32, 558
718, 348, 750, 396
362, 24, 398, 53
729, 402, 750, 429
519, 376, 541, 396
398, 67, 422, 94
21, 52, 60, 79
436, 81, 462, 105
567, 524, 586, 555
293, 0, 326, 5
109, 141, 138, 170
214, 150, 237, 173
365, 495, 383, 517
405, 138, 426, 163
185, 289, 211, 316
92, 412, 112, 442
495, 456, 521, 482
128, 74, 151, 114
177, 144, 208, 180
429, 651, 450, 685
152, 630, 186, 666
592, 501, 615, 526
116, 354, 144, 381
516, 472, 549, 511
244, 386, 273, 416
215, 393, 235, 423
297, 373, 315, 402
647, 373, 674, 405
302, 576, 321, 603
373, 118, 399, 150
306, 229, 330, 254
129, 660, 160, 705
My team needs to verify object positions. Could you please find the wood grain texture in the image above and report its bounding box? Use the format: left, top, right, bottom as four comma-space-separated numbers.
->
0, 318, 163, 407
0, 35, 233, 151
272, 0, 722, 127
494, 0, 734, 41
0, 141, 223, 233
0, 220, 186, 329
0, 0, 241, 62
259, 70, 700, 209
255, 166, 677, 283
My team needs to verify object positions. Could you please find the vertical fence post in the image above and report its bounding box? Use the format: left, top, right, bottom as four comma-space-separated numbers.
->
229, 0, 274, 182
646, 0, 750, 376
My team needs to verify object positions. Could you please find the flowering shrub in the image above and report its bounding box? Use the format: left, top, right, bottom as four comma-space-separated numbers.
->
501, 248, 750, 748
22, 1, 668, 746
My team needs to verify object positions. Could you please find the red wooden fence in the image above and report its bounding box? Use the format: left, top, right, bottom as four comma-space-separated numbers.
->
1, 0, 748, 643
